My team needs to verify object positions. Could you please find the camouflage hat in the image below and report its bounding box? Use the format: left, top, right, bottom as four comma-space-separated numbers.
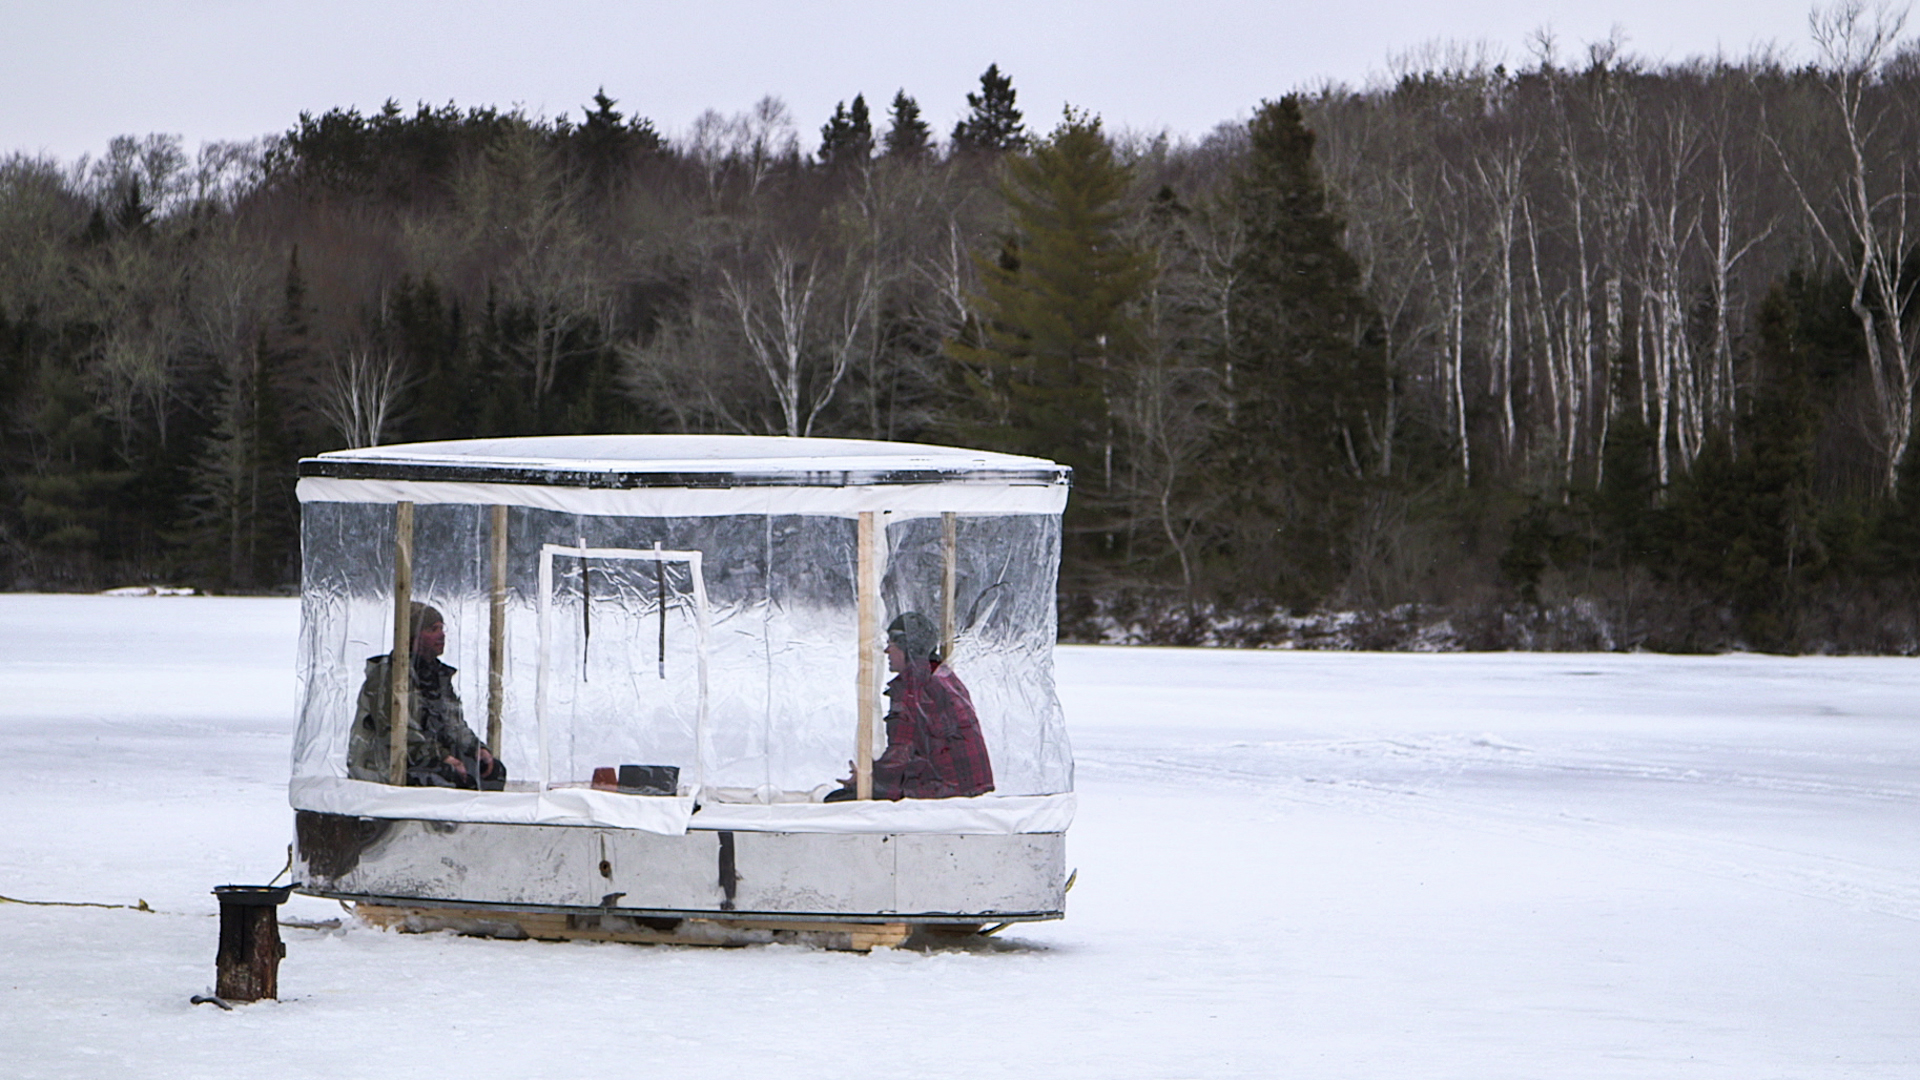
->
409, 601, 445, 643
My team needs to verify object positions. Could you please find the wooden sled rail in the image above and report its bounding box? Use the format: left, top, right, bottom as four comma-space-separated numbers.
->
353, 902, 1004, 953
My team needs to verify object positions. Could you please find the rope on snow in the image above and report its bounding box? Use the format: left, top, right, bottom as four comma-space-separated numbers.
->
0, 893, 152, 911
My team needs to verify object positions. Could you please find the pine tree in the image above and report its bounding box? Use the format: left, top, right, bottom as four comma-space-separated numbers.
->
948, 110, 1152, 558
573, 89, 661, 196
1218, 95, 1388, 604
1664, 283, 1826, 649
817, 94, 874, 167
111, 177, 154, 235
580, 88, 661, 150
950, 64, 1027, 152
884, 90, 932, 159
181, 318, 297, 589
388, 274, 470, 441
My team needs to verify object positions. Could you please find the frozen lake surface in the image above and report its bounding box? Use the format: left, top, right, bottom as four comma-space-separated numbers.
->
2, 593, 1916, 1078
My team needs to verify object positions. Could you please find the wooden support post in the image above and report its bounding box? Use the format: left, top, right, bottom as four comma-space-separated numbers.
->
487, 504, 508, 755
388, 501, 414, 785
213, 886, 288, 1002
941, 511, 958, 662
855, 511, 877, 800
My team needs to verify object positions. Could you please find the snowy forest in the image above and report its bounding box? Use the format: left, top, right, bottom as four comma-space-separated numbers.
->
11, 8, 1920, 652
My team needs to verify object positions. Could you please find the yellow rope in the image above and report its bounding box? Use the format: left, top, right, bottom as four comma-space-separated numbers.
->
2, 846, 289, 915
266, 844, 293, 887
0, 894, 151, 911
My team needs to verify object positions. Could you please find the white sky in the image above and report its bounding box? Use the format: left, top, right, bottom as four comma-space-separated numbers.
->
4, 1, 1831, 164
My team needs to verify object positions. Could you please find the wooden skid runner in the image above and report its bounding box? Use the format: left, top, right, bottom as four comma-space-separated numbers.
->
354, 903, 952, 952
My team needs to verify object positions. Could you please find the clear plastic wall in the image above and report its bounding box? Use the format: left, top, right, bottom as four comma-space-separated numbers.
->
293, 500, 1071, 799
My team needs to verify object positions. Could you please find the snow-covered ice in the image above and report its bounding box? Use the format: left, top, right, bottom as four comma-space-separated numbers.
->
2, 593, 1916, 1078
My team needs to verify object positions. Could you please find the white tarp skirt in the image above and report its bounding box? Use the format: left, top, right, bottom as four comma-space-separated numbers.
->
291, 777, 697, 834
687, 793, 1076, 835
290, 777, 1074, 836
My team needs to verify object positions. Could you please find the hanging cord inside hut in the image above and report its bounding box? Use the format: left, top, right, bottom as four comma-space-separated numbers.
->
655, 540, 666, 678
579, 536, 592, 682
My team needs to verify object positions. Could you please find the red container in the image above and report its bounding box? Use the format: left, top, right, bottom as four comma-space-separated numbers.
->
591, 766, 618, 790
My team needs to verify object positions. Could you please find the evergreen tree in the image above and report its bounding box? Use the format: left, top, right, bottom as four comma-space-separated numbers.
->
111, 177, 154, 235
948, 110, 1152, 564
579, 89, 660, 150
1217, 96, 1388, 605
884, 90, 932, 159
271, 99, 518, 203
11, 360, 133, 585
572, 88, 661, 194
817, 94, 874, 167
1663, 283, 1824, 649
387, 274, 471, 442
950, 64, 1027, 152
180, 322, 296, 589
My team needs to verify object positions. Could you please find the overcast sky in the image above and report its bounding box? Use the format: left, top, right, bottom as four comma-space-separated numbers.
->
3, 1, 1833, 164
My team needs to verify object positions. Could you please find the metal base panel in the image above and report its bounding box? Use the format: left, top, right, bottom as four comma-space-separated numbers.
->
294, 811, 1066, 921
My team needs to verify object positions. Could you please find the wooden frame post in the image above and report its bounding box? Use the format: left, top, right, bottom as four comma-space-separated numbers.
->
387, 501, 415, 785
487, 503, 508, 755
855, 511, 878, 800
940, 511, 957, 663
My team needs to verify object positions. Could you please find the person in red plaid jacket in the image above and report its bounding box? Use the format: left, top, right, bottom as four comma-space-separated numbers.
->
832, 612, 994, 801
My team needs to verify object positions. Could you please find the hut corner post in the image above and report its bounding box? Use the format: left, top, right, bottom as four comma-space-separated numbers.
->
487, 504, 508, 754
941, 511, 957, 661
388, 501, 415, 785
855, 511, 878, 800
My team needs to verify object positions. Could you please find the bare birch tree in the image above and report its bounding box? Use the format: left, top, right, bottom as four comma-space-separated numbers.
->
719, 242, 874, 437
1781, 1, 1920, 493
314, 346, 410, 448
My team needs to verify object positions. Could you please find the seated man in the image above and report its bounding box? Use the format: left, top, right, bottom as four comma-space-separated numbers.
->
348, 602, 505, 790
830, 611, 994, 801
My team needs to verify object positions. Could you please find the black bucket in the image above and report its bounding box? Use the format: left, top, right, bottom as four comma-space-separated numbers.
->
214, 884, 293, 907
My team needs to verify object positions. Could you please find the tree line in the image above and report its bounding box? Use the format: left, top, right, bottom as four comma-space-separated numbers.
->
8, 5, 1920, 651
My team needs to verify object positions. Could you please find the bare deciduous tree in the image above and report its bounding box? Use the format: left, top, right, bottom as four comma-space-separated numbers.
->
719, 242, 874, 437
1781, 1, 1920, 493
314, 346, 411, 448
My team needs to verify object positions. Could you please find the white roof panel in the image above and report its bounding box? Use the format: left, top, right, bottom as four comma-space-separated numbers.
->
301, 435, 1069, 489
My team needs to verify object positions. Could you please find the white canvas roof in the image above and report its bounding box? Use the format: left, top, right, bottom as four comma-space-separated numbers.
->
297, 436, 1071, 517
302, 434, 1068, 485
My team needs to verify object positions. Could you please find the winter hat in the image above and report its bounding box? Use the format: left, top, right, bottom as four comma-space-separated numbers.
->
886, 611, 939, 662
409, 602, 445, 643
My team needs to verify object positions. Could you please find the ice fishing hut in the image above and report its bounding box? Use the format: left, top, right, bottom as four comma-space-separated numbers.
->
290, 435, 1074, 947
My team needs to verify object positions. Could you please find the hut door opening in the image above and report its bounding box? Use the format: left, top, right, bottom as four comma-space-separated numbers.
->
535, 543, 713, 796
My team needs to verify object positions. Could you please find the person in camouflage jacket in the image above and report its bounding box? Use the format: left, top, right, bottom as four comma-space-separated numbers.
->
348, 603, 504, 789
